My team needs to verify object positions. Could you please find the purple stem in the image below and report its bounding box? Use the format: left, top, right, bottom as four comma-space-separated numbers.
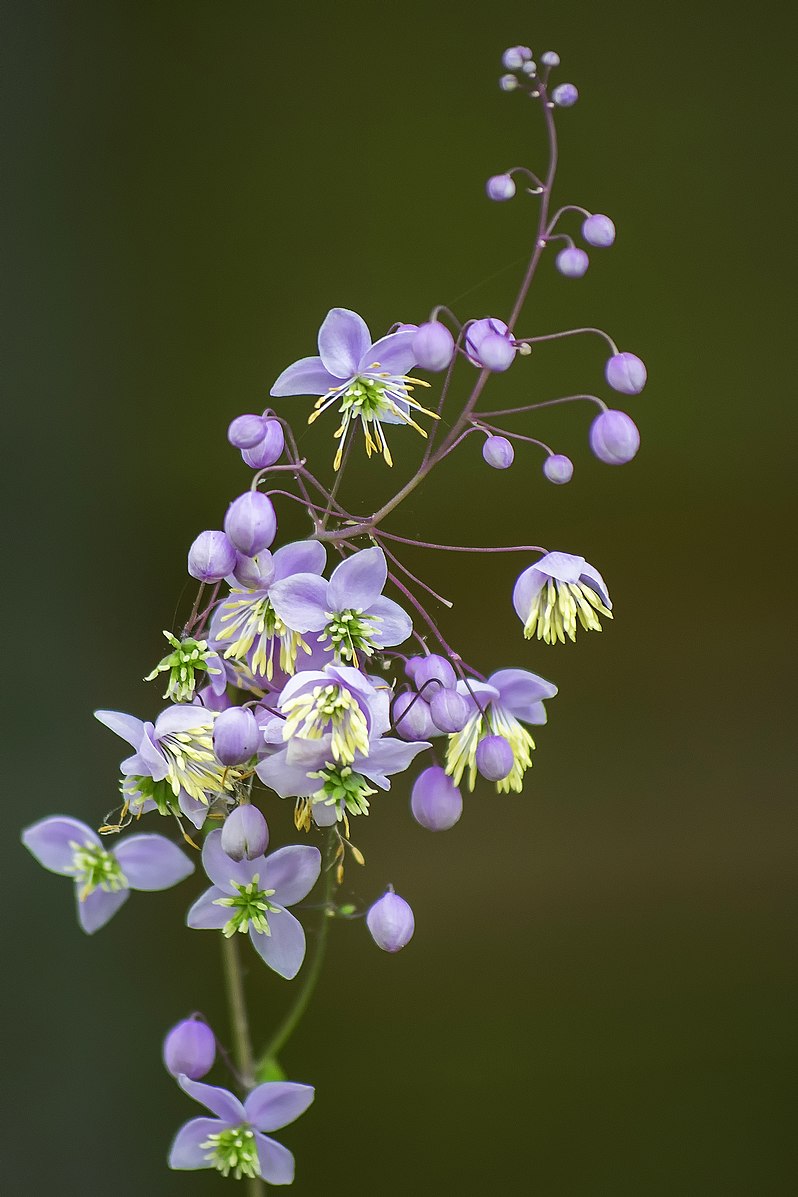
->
513, 326, 620, 356
475, 393, 608, 418
377, 529, 547, 556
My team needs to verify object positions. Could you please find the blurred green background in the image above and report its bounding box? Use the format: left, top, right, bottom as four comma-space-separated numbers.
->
3, 1, 795, 1193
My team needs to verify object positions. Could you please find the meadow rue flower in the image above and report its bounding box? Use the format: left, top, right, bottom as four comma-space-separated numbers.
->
269, 546, 412, 667
411, 766, 463, 831
543, 453, 574, 484
513, 551, 612, 644
95, 706, 238, 816
412, 321, 455, 371
556, 246, 589, 278
605, 351, 647, 394
445, 668, 557, 793
552, 82, 579, 107
188, 530, 237, 583
186, 830, 320, 979
582, 214, 616, 247
221, 804, 269, 861
475, 734, 514, 781
465, 318, 517, 371
541, 50, 560, 67
241, 418, 285, 469
211, 540, 326, 680
223, 492, 277, 557
411, 654, 456, 697
589, 409, 640, 464
483, 435, 515, 469
163, 1018, 216, 1080
169, 1074, 314, 1183
21, 816, 194, 933
271, 663, 389, 767
144, 631, 225, 704
392, 690, 437, 740
366, 888, 415, 952
227, 413, 267, 450
213, 707, 260, 766
486, 173, 516, 201
270, 307, 438, 469
429, 687, 470, 733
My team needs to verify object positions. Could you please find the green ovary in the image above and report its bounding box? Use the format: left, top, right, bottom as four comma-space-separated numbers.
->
213, 876, 280, 938
311, 764, 377, 819
68, 841, 127, 901
201, 1125, 260, 1180
321, 608, 379, 665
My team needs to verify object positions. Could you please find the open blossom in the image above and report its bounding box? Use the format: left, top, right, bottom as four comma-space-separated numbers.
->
269, 546, 412, 667
169, 1074, 314, 1184
21, 816, 194, 932
267, 663, 391, 767
445, 668, 557, 793
270, 307, 437, 468
211, 540, 327, 681
513, 551, 612, 644
187, 829, 320, 979
95, 706, 239, 828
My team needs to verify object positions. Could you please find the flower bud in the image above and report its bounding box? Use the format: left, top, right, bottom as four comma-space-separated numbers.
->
499, 74, 518, 92
582, 214, 616, 248
221, 803, 269, 861
429, 688, 470, 734
404, 656, 424, 684
552, 83, 579, 107
479, 333, 516, 372
486, 173, 516, 202
392, 691, 437, 740
213, 706, 260, 765
413, 654, 457, 697
482, 435, 515, 469
605, 352, 647, 395
241, 419, 285, 469
366, 888, 415, 952
188, 530, 237, 582
476, 734, 514, 781
521, 61, 537, 77
163, 1018, 216, 1080
589, 410, 640, 464
502, 46, 532, 70
223, 492, 277, 556
465, 318, 516, 370
411, 766, 463, 830
543, 453, 574, 484
412, 322, 455, 371
227, 413, 267, 450
541, 51, 560, 67
556, 247, 589, 278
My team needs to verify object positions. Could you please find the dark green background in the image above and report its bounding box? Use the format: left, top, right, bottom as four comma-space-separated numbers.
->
3, 2, 795, 1194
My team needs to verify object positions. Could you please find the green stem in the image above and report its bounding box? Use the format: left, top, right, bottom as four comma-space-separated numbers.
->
221, 936, 264, 1195
256, 828, 338, 1068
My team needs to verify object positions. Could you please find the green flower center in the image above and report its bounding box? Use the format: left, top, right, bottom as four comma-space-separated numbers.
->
201, 1124, 259, 1180
311, 763, 377, 819
124, 775, 178, 817
213, 875, 280, 938
321, 608, 378, 665
340, 376, 391, 419
144, 631, 220, 703
67, 841, 127, 901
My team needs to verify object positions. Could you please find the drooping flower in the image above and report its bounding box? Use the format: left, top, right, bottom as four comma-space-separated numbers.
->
21, 816, 194, 933
513, 551, 612, 644
211, 540, 327, 681
186, 830, 320, 979
445, 668, 557, 793
95, 706, 239, 828
268, 663, 391, 768
144, 631, 225, 704
169, 1073, 314, 1184
269, 546, 412, 667
270, 307, 438, 468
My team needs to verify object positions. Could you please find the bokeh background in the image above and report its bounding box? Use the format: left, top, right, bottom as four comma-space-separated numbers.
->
3, 1, 796, 1193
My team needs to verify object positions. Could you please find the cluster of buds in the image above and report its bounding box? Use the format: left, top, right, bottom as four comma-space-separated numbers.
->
22, 40, 647, 1187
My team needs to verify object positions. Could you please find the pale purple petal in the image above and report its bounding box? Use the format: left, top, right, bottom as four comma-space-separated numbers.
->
490, 669, 559, 722
179, 1075, 246, 1122
275, 669, 328, 707
127, 725, 169, 781
94, 709, 146, 748
245, 1082, 315, 1133
154, 705, 213, 738
272, 540, 327, 582
512, 565, 547, 623
114, 835, 195, 891
534, 551, 586, 584
249, 907, 306, 979
253, 1133, 295, 1185
202, 829, 262, 891
178, 789, 211, 829
268, 574, 329, 633
366, 594, 412, 647
327, 546, 387, 611
169, 1117, 224, 1170
270, 355, 339, 398
256, 752, 321, 799
264, 845, 321, 907
186, 885, 231, 929
360, 738, 430, 788
579, 561, 612, 609
283, 735, 333, 770
311, 802, 338, 827
317, 307, 371, 378
454, 679, 500, 712
360, 329, 416, 376
76, 885, 129, 934
205, 652, 228, 697
21, 816, 98, 874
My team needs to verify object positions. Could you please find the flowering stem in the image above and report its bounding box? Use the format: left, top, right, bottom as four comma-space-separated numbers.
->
256, 827, 338, 1069
221, 936, 256, 1090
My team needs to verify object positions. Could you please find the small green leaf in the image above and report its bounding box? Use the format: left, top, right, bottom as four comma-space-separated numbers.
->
256, 1057, 286, 1083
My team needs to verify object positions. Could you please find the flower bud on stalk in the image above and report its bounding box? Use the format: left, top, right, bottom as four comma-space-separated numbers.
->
224, 492, 277, 557
482, 435, 515, 469
582, 214, 615, 247
486, 173, 516, 201
589, 410, 640, 464
552, 83, 579, 107
411, 766, 463, 831
213, 706, 260, 766
429, 688, 470, 734
163, 1018, 216, 1080
476, 734, 514, 781
241, 418, 285, 469
556, 247, 589, 278
392, 691, 436, 740
367, 889, 415, 952
605, 352, 647, 394
413, 322, 455, 371
227, 413, 267, 449
187, 530, 237, 582
412, 654, 456, 697
221, 804, 269, 862
543, 454, 574, 484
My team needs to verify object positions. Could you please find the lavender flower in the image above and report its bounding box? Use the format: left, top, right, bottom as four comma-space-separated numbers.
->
556, 246, 590, 278
465, 317, 517, 371
582, 214, 616, 247
188, 530, 237, 583
21, 816, 194, 932
513, 551, 612, 644
412, 321, 455, 371
169, 1074, 314, 1183
543, 453, 574, 484
266, 663, 390, 767
221, 804, 269, 861
187, 830, 320, 979
241, 418, 285, 469
445, 668, 557, 793
411, 766, 463, 831
227, 413, 267, 450
589, 409, 641, 464
605, 351, 647, 394
270, 307, 437, 468
482, 435, 515, 469
269, 546, 412, 667
366, 888, 415, 952
486, 174, 516, 201
163, 1018, 216, 1080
